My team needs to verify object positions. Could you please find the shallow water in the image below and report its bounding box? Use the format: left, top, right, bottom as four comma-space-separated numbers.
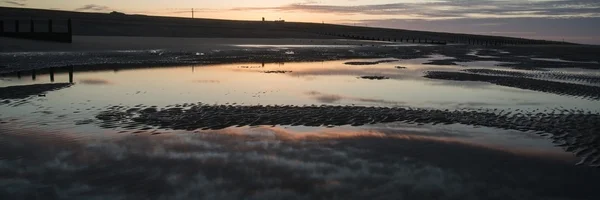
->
1, 58, 598, 111
1, 54, 600, 199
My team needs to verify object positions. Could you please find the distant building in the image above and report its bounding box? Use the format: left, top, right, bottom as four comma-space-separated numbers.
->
109, 11, 126, 16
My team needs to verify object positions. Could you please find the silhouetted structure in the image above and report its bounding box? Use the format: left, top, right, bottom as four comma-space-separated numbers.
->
0, 18, 72, 43
49, 68, 55, 82
69, 67, 74, 83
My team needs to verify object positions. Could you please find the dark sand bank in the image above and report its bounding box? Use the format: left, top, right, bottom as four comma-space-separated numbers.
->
424, 71, 600, 100
0, 83, 72, 100
420, 45, 600, 69
2, 38, 599, 75
0, 36, 390, 52
463, 68, 600, 84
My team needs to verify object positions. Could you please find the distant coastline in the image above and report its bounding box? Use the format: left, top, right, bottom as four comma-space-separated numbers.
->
0, 6, 570, 45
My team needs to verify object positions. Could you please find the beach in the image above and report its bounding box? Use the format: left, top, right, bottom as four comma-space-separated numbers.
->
1, 11, 600, 200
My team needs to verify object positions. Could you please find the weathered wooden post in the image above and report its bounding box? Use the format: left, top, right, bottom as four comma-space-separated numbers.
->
30, 19, 34, 32
49, 68, 55, 82
67, 19, 72, 34
69, 67, 74, 83
15, 20, 19, 32
32, 69, 36, 80
67, 19, 73, 43
48, 19, 52, 33
17, 71, 21, 79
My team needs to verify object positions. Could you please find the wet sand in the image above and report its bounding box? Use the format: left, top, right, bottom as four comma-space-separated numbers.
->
463, 68, 600, 84
2, 39, 598, 76
424, 71, 600, 100
2, 35, 600, 199
92, 103, 600, 167
0, 36, 391, 52
0, 83, 72, 100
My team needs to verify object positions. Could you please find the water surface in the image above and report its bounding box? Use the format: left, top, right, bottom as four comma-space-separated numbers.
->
1, 55, 599, 199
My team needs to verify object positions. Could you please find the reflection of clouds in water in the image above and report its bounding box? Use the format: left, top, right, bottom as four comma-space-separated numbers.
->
429, 101, 543, 108
0, 125, 596, 200
305, 91, 405, 105
194, 79, 221, 83
78, 78, 112, 85
305, 91, 343, 103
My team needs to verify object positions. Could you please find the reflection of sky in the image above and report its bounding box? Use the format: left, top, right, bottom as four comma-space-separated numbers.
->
1, 58, 599, 117
0, 122, 596, 199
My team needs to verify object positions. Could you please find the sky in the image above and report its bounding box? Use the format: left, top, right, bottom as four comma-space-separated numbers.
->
2, 0, 600, 44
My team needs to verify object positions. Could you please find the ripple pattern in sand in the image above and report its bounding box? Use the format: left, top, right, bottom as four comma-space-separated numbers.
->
424, 71, 600, 100
462, 68, 600, 85
94, 103, 600, 167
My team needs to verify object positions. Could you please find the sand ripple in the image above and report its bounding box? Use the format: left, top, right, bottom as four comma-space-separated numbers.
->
425, 71, 600, 100
94, 103, 600, 167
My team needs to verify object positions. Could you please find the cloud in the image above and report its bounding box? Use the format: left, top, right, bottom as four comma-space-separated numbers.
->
305, 91, 405, 105
306, 91, 343, 103
231, 0, 600, 20
2, 0, 26, 6
75, 4, 111, 12
194, 79, 221, 84
78, 78, 112, 85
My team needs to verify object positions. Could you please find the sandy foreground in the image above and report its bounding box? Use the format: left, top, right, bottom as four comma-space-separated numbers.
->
0, 36, 393, 52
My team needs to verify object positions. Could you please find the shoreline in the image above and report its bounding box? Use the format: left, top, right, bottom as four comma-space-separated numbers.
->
0, 36, 394, 52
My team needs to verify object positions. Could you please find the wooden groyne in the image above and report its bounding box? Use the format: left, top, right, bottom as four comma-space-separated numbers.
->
309, 24, 574, 46
0, 19, 72, 43
1, 66, 75, 83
